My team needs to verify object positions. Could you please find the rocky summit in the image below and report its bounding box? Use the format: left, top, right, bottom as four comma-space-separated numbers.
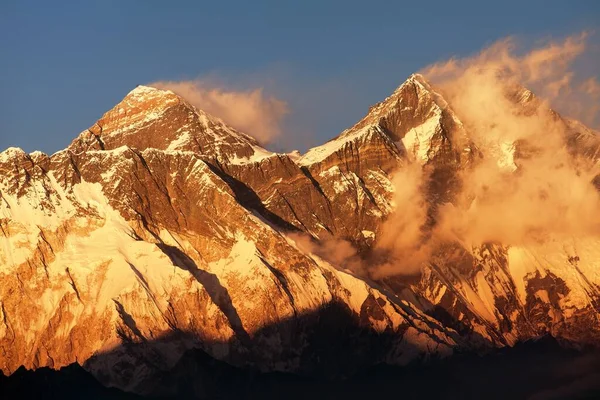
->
1, 74, 600, 397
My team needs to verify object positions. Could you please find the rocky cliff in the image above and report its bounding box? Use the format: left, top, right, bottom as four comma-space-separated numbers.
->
1, 74, 599, 396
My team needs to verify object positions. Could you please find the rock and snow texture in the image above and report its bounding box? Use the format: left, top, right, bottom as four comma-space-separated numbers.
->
1, 75, 600, 395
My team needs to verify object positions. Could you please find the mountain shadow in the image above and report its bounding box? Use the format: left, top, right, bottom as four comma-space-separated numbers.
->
156, 243, 251, 346
3, 335, 600, 399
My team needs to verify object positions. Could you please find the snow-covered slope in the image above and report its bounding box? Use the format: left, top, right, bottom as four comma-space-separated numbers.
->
1, 75, 600, 396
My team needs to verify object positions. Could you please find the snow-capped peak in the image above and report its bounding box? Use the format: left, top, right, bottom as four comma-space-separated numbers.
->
404, 72, 429, 89
63, 83, 273, 163
299, 73, 455, 166
113, 85, 182, 117
0, 147, 27, 163
3, 67, 600, 398
128, 84, 166, 95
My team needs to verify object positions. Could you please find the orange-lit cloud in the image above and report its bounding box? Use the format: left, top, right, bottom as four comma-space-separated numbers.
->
422, 32, 599, 128
150, 80, 289, 143
370, 32, 600, 277
288, 232, 366, 275
371, 163, 431, 276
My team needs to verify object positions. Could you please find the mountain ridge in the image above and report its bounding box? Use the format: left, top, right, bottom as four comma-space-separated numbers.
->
1, 73, 600, 396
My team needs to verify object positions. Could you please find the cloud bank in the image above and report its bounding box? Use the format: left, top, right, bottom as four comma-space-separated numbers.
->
368, 32, 600, 278
150, 79, 289, 143
297, 33, 600, 279
421, 32, 600, 129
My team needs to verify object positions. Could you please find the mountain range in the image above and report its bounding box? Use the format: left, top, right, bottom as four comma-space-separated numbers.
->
1, 73, 600, 398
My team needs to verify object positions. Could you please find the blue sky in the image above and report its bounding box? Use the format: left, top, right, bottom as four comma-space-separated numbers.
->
1, 0, 599, 154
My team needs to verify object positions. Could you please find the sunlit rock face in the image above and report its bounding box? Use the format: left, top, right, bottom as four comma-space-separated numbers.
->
1, 76, 600, 395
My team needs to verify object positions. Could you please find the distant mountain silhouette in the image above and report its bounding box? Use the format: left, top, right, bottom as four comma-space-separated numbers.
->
3, 334, 600, 399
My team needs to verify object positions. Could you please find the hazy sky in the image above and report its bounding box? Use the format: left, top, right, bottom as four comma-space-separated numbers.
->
1, 0, 599, 154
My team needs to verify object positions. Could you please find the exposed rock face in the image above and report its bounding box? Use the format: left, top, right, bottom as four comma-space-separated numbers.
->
68, 85, 263, 160
1, 76, 599, 396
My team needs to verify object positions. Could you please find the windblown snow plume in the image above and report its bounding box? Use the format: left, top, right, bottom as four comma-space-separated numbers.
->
151, 79, 289, 143
422, 32, 600, 129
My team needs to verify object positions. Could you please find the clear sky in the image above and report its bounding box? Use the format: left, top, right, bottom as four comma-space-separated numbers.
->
1, 0, 599, 154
